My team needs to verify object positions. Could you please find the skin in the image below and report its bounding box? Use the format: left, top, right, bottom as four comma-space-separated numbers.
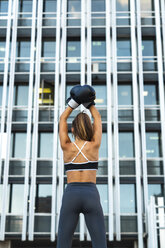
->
59, 105, 102, 184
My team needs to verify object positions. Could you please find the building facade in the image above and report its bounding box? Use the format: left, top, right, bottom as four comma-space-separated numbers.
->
0, 0, 165, 247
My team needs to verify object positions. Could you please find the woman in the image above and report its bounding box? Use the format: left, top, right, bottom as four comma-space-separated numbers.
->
56, 104, 107, 248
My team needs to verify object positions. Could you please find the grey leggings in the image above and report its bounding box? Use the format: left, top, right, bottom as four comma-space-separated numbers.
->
56, 182, 107, 248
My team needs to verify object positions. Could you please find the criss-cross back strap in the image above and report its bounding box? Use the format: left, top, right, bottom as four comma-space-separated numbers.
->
71, 141, 89, 162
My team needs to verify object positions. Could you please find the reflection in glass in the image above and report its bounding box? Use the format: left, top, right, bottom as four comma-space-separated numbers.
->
117, 40, 131, 57
0, 85, 8, 106
92, 0, 105, 12
38, 133, 53, 158
94, 85, 107, 105
35, 184, 52, 213
0, 41, 6, 58
43, 0, 57, 12
97, 184, 108, 214
148, 184, 163, 201
119, 132, 134, 158
39, 81, 54, 105
13, 85, 29, 106
16, 41, 31, 57
142, 40, 156, 57
118, 85, 132, 105
8, 184, 24, 214
140, 0, 154, 11
67, 0, 81, 12
120, 184, 136, 213
92, 41, 106, 57
146, 132, 162, 158
116, 0, 130, 11
42, 40, 56, 57
11, 133, 27, 158
144, 84, 159, 105
99, 133, 107, 158
67, 41, 80, 57
0, 0, 8, 12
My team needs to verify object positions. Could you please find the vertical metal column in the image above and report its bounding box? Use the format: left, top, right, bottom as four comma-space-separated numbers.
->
154, 0, 165, 199
0, 0, 12, 183
51, 0, 61, 241
130, 1, 144, 247
106, 0, 114, 241
158, 197, 165, 247
28, 0, 43, 240
22, 0, 37, 241
111, 0, 121, 241
160, 0, 165, 67
0, 0, 18, 241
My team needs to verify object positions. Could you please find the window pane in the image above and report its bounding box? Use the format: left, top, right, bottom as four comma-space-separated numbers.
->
144, 84, 159, 105
16, 41, 31, 57
140, 0, 154, 11
142, 40, 156, 56
99, 133, 107, 158
43, 0, 57, 12
92, 41, 106, 57
92, 0, 105, 12
118, 85, 132, 105
19, 0, 32, 12
67, 0, 81, 12
8, 184, 24, 214
120, 184, 136, 213
67, 41, 80, 57
11, 133, 27, 158
0, 0, 8, 12
0, 41, 6, 58
148, 184, 163, 201
0, 86, 2, 106
117, 40, 131, 56
94, 85, 107, 105
146, 132, 162, 158
116, 0, 130, 11
14, 85, 29, 106
38, 133, 53, 158
97, 184, 108, 214
35, 184, 52, 213
119, 132, 134, 158
42, 40, 56, 57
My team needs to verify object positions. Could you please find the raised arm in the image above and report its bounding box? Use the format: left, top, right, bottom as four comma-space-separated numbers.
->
59, 106, 73, 150
89, 105, 102, 147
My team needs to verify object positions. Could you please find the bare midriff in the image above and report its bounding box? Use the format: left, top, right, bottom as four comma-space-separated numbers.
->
66, 170, 97, 184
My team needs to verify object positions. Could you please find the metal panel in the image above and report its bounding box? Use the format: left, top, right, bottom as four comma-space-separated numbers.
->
130, 1, 143, 247
51, 0, 61, 242
22, 0, 37, 241
160, 0, 165, 67
28, 0, 43, 240
0, 0, 19, 241
106, 0, 114, 241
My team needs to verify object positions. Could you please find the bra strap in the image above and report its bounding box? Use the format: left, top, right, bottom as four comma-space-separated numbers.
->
71, 141, 89, 162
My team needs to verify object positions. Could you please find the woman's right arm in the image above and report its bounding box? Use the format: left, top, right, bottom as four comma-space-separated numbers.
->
89, 105, 102, 148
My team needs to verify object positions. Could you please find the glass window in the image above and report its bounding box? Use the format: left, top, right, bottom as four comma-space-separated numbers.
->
8, 184, 24, 214
14, 85, 29, 106
18, 0, 32, 12
116, 0, 130, 11
140, 0, 154, 11
67, 0, 81, 12
11, 133, 27, 158
148, 184, 163, 201
92, 41, 106, 57
43, 0, 57, 12
39, 81, 54, 105
94, 85, 107, 105
97, 184, 108, 214
120, 184, 136, 213
146, 132, 162, 158
38, 133, 53, 158
99, 133, 107, 158
0, 0, 8, 12
0, 41, 6, 58
142, 39, 156, 57
92, 0, 105, 12
42, 40, 56, 57
144, 84, 159, 105
67, 41, 80, 57
119, 132, 134, 158
35, 184, 52, 213
16, 41, 31, 57
118, 85, 133, 105
0, 85, 9, 107
117, 40, 131, 57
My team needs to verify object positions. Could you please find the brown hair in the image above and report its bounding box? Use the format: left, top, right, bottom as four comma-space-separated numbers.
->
72, 112, 93, 141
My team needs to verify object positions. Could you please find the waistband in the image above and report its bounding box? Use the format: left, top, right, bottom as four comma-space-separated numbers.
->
67, 182, 96, 186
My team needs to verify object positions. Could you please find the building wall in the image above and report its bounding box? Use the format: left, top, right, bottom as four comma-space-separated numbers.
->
0, 0, 165, 247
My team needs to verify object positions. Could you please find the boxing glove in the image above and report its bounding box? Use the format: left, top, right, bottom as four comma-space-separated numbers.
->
82, 100, 95, 109
78, 85, 96, 103
66, 85, 82, 109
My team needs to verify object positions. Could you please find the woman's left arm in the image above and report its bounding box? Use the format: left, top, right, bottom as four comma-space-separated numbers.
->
59, 106, 73, 150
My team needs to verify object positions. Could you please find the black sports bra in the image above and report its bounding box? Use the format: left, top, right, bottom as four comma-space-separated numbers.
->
64, 141, 98, 172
